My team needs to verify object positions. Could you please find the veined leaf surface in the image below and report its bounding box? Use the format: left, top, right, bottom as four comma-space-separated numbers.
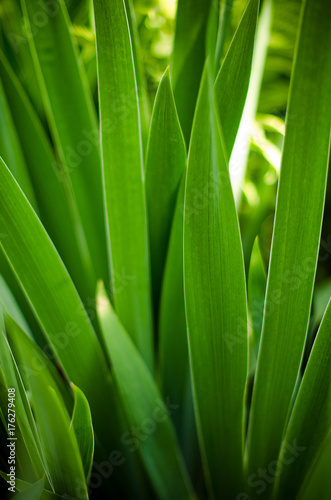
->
246, 0, 331, 490
93, 0, 154, 370
184, 64, 248, 498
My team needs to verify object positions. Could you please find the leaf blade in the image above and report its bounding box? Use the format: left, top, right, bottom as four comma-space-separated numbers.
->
97, 285, 194, 500
246, 0, 331, 487
184, 63, 248, 497
93, 0, 154, 369
274, 299, 331, 499
146, 68, 186, 307
214, 0, 260, 159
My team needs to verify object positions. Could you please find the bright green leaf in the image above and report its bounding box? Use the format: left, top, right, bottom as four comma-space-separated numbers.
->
70, 384, 94, 480
93, 0, 154, 370
215, 0, 260, 159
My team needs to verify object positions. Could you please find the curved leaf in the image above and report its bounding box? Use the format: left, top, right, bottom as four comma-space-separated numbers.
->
0, 51, 95, 302
6, 319, 87, 499
97, 284, 194, 500
0, 78, 36, 209
0, 157, 115, 441
70, 385, 94, 480
214, 0, 260, 159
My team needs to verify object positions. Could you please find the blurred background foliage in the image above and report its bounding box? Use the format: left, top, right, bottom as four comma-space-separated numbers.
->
0, 0, 330, 343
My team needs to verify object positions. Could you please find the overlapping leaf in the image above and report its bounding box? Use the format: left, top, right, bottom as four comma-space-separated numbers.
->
21, 0, 107, 286
97, 284, 194, 500
146, 68, 186, 307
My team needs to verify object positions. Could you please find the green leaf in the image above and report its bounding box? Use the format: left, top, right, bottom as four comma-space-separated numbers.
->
146, 68, 186, 307
205, 0, 220, 76
12, 477, 45, 500
273, 299, 331, 499
0, 157, 114, 440
214, 0, 260, 159
0, 275, 32, 338
229, 0, 272, 206
93, 0, 154, 370
0, 473, 62, 499
0, 330, 46, 484
0, 78, 37, 210
97, 284, 194, 500
214, 0, 234, 71
246, 0, 331, 488
184, 63, 248, 498
123, 0, 151, 152
171, 0, 212, 143
297, 431, 331, 500
0, 51, 95, 302
70, 384, 94, 480
21, 0, 107, 286
158, 178, 199, 473
5, 319, 87, 498
247, 238, 266, 372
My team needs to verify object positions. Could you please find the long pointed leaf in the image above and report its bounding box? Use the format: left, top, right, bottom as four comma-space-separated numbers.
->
0, 157, 117, 449
184, 63, 248, 498
171, 0, 212, 143
146, 68, 186, 308
274, 299, 331, 499
159, 179, 199, 472
97, 284, 194, 500
70, 385, 94, 481
0, 51, 95, 302
21, 0, 107, 286
246, 0, 331, 490
214, 0, 260, 159
93, 0, 154, 370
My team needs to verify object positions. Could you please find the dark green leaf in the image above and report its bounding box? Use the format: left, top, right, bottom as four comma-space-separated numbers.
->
21, 0, 107, 286
274, 299, 331, 499
184, 63, 248, 497
97, 284, 194, 500
146, 68, 186, 307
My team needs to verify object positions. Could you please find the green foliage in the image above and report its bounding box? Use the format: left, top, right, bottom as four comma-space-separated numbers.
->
0, 0, 330, 499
